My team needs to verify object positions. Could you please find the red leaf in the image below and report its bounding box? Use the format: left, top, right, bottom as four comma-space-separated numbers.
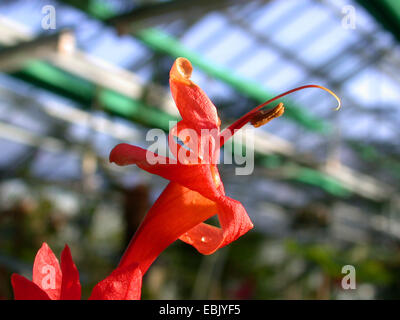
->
32, 243, 62, 300
60, 245, 81, 300
11, 274, 50, 300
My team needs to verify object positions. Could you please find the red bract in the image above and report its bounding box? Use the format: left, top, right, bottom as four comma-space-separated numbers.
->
11, 243, 142, 300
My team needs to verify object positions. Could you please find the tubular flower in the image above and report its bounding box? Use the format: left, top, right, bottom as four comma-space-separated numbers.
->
110, 57, 340, 275
11, 243, 142, 300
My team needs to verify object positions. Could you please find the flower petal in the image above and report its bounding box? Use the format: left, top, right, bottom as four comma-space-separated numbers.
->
170, 58, 220, 131
89, 264, 142, 300
168, 120, 203, 164
118, 182, 218, 274
179, 196, 254, 254
32, 243, 62, 300
169, 120, 220, 165
60, 245, 81, 300
109, 144, 222, 200
11, 274, 50, 300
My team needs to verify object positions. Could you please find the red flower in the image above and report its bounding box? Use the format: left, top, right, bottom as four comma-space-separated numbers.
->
11, 243, 142, 300
110, 58, 340, 276
108, 58, 279, 274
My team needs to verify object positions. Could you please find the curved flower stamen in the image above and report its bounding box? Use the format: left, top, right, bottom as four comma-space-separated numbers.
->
220, 84, 341, 146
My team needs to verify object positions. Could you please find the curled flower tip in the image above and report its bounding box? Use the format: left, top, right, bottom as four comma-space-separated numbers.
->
177, 57, 192, 79
250, 102, 285, 128
171, 57, 193, 84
